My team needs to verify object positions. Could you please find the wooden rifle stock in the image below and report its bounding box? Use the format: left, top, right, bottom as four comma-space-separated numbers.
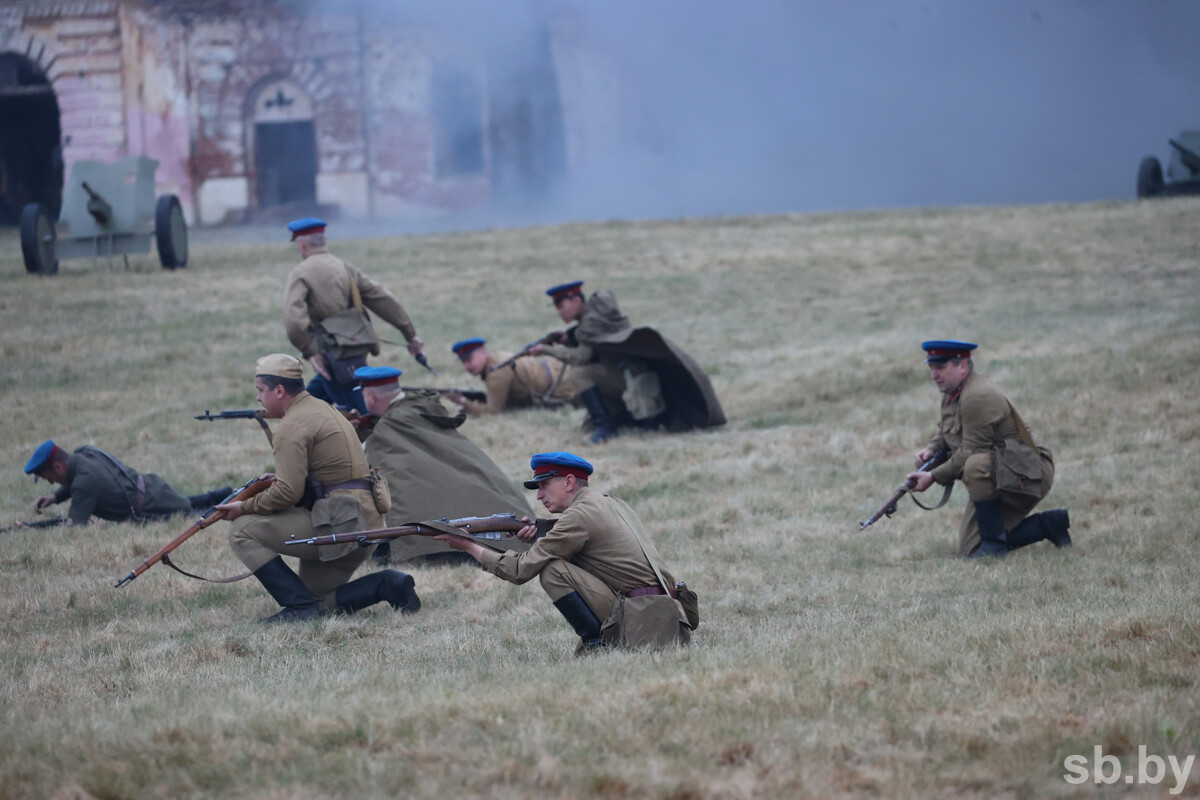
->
858, 448, 951, 530
114, 476, 274, 588
488, 331, 565, 373
285, 513, 556, 548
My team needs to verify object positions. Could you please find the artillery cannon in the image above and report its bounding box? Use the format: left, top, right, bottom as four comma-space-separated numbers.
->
1136, 130, 1200, 199
19, 155, 187, 275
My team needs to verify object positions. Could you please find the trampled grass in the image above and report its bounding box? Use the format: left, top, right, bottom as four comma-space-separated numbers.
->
1, 199, 1198, 798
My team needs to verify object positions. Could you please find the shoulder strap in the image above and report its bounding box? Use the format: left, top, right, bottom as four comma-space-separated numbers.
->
1006, 400, 1037, 448
344, 262, 364, 312
606, 494, 671, 593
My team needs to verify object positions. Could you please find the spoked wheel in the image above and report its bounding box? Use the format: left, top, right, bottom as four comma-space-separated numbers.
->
155, 194, 188, 269
1137, 156, 1164, 199
20, 203, 58, 275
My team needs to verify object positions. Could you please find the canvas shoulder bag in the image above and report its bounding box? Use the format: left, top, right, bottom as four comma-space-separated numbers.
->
991, 401, 1046, 499
314, 264, 379, 366
599, 497, 693, 649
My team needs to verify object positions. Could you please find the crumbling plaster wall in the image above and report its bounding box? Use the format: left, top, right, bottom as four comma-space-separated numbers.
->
1, 2, 195, 221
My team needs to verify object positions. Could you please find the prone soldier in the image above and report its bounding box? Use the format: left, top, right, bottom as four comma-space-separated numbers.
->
445, 337, 576, 415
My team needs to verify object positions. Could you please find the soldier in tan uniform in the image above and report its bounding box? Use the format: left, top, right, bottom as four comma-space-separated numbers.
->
445, 337, 576, 415
216, 354, 420, 623
283, 218, 428, 414
532, 281, 633, 441
907, 340, 1071, 559
436, 452, 688, 654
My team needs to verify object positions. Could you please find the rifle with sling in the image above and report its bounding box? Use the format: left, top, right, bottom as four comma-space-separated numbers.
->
859, 448, 952, 530
285, 513, 556, 550
114, 475, 274, 588
488, 331, 565, 373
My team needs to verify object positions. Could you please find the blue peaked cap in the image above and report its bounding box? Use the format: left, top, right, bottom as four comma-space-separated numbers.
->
451, 337, 487, 356
921, 340, 978, 364
25, 439, 57, 476
287, 217, 326, 239
545, 280, 584, 299
354, 365, 402, 385
524, 451, 594, 488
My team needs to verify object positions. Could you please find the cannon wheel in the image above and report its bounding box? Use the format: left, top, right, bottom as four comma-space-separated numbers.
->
155, 194, 188, 269
19, 203, 59, 275
1137, 156, 1164, 199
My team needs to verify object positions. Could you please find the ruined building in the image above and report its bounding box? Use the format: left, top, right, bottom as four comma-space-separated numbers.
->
0, 0, 612, 226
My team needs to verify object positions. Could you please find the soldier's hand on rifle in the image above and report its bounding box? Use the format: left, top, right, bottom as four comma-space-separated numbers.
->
906, 471, 935, 493
914, 447, 935, 468
34, 495, 57, 513
529, 343, 546, 356
214, 500, 244, 521
515, 518, 538, 542
433, 532, 484, 561
308, 353, 332, 381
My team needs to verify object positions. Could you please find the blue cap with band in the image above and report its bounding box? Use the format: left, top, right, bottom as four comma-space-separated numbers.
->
524, 451, 594, 489
545, 280, 584, 300
287, 217, 326, 240
921, 340, 977, 364
451, 338, 487, 357
354, 365, 402, 386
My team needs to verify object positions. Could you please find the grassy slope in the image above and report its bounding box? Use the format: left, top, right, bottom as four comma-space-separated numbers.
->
0, 199, 1197, 799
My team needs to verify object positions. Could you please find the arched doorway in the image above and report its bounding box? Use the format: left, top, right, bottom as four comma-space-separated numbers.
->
250, 77, 317, 212
0, 52, 62, 225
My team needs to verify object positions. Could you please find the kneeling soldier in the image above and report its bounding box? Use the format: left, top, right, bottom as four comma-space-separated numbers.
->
216, 354, 420, 622
436, 452, 690, 654
907, 340, 1071, 559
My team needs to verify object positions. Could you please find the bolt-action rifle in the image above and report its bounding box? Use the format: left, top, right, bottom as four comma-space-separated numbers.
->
114, 475, 275, 588
488, 331, 566, 373
285, 513, 556, 550
0, 516, 67, 534
859, 448, 952, 530
195, 409, 272, 442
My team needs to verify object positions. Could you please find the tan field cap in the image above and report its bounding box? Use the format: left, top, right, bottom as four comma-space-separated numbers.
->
256, 353, 304, 380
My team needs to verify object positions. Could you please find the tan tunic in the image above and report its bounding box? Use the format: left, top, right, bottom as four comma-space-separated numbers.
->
478, 486, 674, 595
228, 392, 380, 597
241, 392, 372, 515
283, 247, 416, 358
923, 370, 1056, 556
460, 350, 575, 415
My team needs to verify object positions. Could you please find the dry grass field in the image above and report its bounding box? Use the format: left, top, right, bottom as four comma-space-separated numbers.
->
0, 198, 1198, 799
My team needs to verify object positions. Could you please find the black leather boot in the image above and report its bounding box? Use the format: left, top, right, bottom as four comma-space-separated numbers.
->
552, 591, 605, 655
1008, 509, 1072, 550
253, 556, 320, 623
188, 486, 233, 511
966, 498, 1008, 559
579, 387, 618, 443
334, 570, 421, 614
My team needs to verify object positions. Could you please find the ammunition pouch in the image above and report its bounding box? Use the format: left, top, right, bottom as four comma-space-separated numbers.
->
992, 439, 1047, 499
601, 589, 691, 649
310, 493, 367, 562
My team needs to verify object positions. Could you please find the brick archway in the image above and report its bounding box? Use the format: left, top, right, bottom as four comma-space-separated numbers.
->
0, 30, 65, 222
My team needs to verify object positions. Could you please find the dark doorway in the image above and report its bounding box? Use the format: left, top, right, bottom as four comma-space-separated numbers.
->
254, 121, 317, 210
433, 64, 484, 178
0, 52, 63, 225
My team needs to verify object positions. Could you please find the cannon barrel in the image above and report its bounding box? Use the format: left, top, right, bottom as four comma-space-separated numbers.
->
1168, 139, 1200, 175
80, 181, 113, 226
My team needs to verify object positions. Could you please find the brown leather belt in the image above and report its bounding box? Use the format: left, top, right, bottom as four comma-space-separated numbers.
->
627, 586, 677, 599
310, 478, 371, 499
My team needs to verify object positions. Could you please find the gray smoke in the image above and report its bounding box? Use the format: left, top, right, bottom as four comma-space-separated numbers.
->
334, 0, 1200, 227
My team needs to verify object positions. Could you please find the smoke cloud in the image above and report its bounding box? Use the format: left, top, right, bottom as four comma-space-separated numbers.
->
338, 0, 1200, 228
